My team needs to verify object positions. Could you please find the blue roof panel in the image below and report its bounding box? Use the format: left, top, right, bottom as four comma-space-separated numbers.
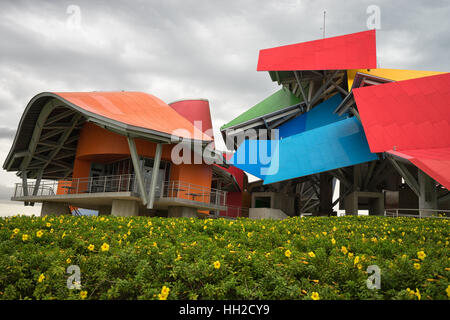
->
263, 117, 378, 184
278, 94, 345, 138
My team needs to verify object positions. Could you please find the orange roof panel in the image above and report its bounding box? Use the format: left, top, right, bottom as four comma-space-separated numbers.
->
53, 91, 213, 141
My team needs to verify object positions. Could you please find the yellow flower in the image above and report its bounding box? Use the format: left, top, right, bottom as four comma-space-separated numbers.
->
161, 285, 170, 296
415, 288, 421, 300
36, 230, 43, 238
354, 256, 360, 265
413, 263, 421, 270
417, 251, 426, 261
46, 223, 51, 228
158, 286, 170, 300
22, 234, 29, 241
80, 290, 88, 299
87, 244, 95, 251
13, 228, 19, 234
66, 258, 72, 264
341, 246, 348, 255
101, 243, 109, 252
311, 292, 320, 300
308, 251, 316, 258
213, 260, 221, 269
331, 238, 336, 245
348, 252, 354, 258
38, 273, 45, 283
446, 285, 450, 299
285, 249, 292, 258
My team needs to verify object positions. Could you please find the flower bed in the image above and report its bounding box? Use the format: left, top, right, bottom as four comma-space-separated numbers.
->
0, 215, 449, 300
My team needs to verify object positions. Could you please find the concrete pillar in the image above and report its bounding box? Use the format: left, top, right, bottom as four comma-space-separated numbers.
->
111, 199, 139, 217
318, 172, 333, 216
353, 165, 361, 191
344, 192, 358, 215
98, 206, 111, 216
368, 196, 384, 216
418, 170, 437, 216
40, 202, 71, 216
168, 206, 197, 218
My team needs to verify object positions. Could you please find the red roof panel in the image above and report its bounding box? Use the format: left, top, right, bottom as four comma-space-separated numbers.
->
353, 73, 450, 153
257, 30, 377, 71
354, 73, 450, 190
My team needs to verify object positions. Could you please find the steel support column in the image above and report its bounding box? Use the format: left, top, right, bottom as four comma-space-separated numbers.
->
127, 136, 148, 206
147, 143, 163, 209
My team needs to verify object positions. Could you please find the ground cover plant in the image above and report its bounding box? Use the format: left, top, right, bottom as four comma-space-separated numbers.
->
0, 215, 449, 300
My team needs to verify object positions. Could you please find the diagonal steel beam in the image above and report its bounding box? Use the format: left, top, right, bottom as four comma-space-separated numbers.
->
363, 161, 377, 190
127, 136, 148, 205
307, 70, 340, 111
147, 143, 163, 209
387, 156, 420, 197
45, 110, 76, 125
40, 114, 82, 172
294, 71, 309, 107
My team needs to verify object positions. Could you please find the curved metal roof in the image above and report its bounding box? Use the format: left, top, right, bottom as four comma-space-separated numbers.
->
54, 91, 212, 141
3, 91, 213, 179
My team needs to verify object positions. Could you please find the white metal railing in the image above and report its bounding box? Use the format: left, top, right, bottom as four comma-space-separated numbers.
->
12, 175, 227, 207
160, 180, 227, 207
384, 208, 450, 219
13, 174, 137, 197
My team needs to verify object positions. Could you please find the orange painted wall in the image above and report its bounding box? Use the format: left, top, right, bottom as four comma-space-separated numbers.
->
71, 122, 213, 198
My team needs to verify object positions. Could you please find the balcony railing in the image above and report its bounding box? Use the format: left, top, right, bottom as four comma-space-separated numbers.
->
12, 174, 227, 207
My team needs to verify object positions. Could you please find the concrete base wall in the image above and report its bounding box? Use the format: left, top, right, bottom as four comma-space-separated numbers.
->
344, 192, 358, 215
98, 206, 111, 216
249, 208, 288, 220
368, 196, 384, 216
168, 206, 198, 218
111, 199, 139, 217
40, 202, 71, 216
251, 192, 295, 216
344, 191, 384, 216
418, 170, 438, 216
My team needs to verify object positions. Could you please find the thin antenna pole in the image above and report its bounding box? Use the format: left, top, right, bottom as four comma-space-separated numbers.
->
323, 11, 326, 38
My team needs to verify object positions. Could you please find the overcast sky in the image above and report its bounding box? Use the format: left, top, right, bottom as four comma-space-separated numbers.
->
0, 0, 449, 203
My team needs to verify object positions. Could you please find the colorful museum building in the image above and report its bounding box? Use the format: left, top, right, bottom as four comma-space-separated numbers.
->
3, 92, 248, 217
4, 29, 449, 219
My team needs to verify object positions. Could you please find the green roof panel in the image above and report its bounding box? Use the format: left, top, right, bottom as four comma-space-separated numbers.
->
221, 87, 302, 130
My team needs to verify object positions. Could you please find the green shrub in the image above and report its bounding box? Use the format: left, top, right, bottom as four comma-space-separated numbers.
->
0, 215, 448, 300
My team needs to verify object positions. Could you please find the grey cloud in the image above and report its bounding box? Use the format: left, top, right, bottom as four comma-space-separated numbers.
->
0, 0, 448, 149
